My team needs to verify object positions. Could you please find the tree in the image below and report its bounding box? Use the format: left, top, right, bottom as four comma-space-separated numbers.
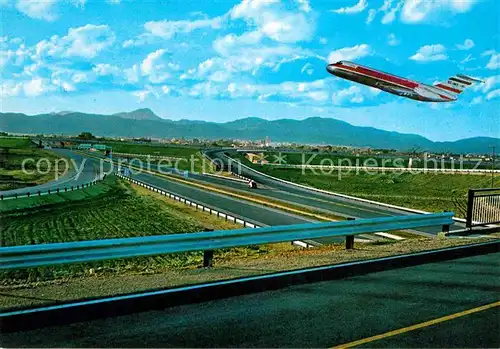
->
78, 132, 95, 140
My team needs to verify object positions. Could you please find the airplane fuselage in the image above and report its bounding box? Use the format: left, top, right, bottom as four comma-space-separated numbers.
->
326, 61, 457, 102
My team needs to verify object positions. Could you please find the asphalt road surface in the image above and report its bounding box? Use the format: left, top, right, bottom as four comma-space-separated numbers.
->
0, 150, 101, 197
131, 171, 314, 227
3, 252, 498, 348
82, 150, 454, 237
203, 150, 465, 234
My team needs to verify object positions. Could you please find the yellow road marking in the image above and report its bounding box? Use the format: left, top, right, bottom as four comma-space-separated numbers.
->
331, 300, 500, 348
281, 190, 391, 216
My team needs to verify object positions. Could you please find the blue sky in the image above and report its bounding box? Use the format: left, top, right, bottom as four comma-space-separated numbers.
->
1, 0, 499, 141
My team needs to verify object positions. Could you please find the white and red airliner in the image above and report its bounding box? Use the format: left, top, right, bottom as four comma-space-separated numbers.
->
326, 61, 483, 102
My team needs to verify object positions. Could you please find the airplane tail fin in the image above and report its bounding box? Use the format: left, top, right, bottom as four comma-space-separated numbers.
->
433, 74, 483, 96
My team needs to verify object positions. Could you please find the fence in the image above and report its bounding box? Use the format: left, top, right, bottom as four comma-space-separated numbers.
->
257, 163, 500, 174
116, 173, 260, 229
466, 188, 500, 228
0, 212, 454, 270
0, 177, 104, 201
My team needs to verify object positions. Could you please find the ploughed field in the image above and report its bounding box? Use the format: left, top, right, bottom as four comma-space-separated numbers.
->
0, 176, 269, 285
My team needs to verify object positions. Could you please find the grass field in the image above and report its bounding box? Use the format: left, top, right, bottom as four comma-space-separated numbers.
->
0, 138, 34, 149
0, 175, 116, 213
0, 137, 68, 191
238, 152, 495, 169
247, 165, 500, 217
0, 175, 283, 285
98, 142, 214, 173
106, 142, 201, 158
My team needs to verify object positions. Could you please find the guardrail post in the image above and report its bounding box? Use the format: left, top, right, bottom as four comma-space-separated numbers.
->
203, 250, 214, 268
203, 228, 215, 267
466, 189, 474, 229
27, 192, 30, 198
48, 189, 51, 194
0, 195, 3, 200
441, 210, 451, 234
57, 188, 59, 193
346, 217, 355, 250
15, 193, 18, 199
38, 191, 41, 196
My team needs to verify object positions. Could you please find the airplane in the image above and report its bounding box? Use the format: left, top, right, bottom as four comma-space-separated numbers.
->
326, 61, 483, 102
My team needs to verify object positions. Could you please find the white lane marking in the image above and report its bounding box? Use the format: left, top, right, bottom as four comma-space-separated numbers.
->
374, 232, 406, 240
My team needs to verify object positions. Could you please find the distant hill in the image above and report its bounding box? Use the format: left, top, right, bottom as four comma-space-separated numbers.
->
113, 108, 163, 121
0, 110, 498, 153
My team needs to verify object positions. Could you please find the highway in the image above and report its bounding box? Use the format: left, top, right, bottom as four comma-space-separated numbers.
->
131, 171, 313, 227
2, 148, 459, 237
203, 150, 465, 233
0, 150, 100, 197
75, 150, 455, 237
3, 252, 498, 348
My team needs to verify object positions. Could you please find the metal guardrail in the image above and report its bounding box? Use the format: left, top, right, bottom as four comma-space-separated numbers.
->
0, 212, 454, 270
116, 173, 260, 229
0, 176, 105, 201
466, 188, 500, 228
257, 163, 500, 173
111, 152, 184, 161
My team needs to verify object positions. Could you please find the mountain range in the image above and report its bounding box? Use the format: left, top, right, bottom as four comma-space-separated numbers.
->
1, 109, 498, 154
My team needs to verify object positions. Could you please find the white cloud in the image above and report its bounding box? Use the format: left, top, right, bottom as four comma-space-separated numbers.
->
145, 17, 224, 39
191, 20, 320, 81
460, 54, 475, 64
332, 86, 364, 105
319, 37, 328, 45
230, 0, 315, 43
401, 0, 479, 24
387, 33, 400, 46
15, 0, 58, 21
381, 1, 402, 24
93, 63, 120, 76
486, 89, 500, 100
1, 80, 23, 97
456, 39, 475, 50
70, 0, 86, 8
366, 0, 402, 24
330, 0, 367, 14
297, 0, 311, 13
11, 0, 91, 21
409, 44, 448, 62
484, 52, 500, 70
366, 9, 376, 23
327, 44, 372, 63
470, 96, 482, 105
132, 90, 151, 102
124, 49, 178, 84
331, 85, 382, 105
23, 78, 52, 96
300, 62, 314, 75
476, 75, 500, 93
186, 79, 330, 104
35, 24, 116, 59
125, 0, 314, 50
141, 49, 166, 75
124, 15, 225, 47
